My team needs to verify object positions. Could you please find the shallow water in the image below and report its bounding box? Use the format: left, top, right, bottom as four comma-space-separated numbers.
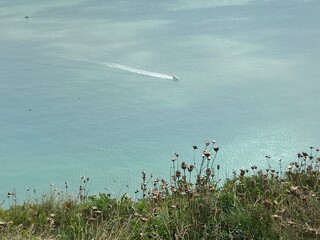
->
0, 0, 319, 201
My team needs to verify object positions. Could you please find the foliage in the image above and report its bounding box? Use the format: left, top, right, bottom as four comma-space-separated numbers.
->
1, 142, 319, 239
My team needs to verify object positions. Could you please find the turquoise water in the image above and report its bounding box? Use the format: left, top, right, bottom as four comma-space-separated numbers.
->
1, 0, 319, 200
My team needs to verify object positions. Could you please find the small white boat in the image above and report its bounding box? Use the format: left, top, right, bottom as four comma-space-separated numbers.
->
172, 76, 180, 81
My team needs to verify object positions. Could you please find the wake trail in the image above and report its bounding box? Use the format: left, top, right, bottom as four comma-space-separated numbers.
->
95, 61, 173, 80
63, 57, 177, 80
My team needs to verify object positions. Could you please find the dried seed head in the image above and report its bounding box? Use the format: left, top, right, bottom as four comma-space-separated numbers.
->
205, 168, 211, 176
140, 183, 146, 191
187, 165, 194, 172
171, 157, 177, 162
213, 146, 220, 152
181, 161, 187, 170
203, 150, 211, 157
176, 170, 181, 178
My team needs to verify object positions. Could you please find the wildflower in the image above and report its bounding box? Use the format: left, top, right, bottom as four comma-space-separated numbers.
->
140, 183, 146, 191
141, 171, 146, 181
203, 150, 211, 157
170, 157, 177, 162
187, 165, 194, 172
181, 161, 187, 170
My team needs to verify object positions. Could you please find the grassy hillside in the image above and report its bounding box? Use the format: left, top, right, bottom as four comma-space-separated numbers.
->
1, 142, 319, 239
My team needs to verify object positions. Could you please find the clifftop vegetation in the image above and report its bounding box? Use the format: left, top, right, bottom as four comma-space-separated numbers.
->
1, 141, 320, 239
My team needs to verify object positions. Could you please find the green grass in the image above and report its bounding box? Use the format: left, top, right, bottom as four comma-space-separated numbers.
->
1, 142, 320, 239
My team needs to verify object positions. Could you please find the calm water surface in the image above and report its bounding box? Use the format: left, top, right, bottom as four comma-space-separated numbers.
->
0, 0, 319, 200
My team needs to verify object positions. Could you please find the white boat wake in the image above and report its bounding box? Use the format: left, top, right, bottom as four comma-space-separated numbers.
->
63, 57, 179, 80
95, 61, 178, 80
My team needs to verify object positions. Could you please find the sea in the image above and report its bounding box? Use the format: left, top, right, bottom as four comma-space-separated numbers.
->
0, 0, 319, 203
